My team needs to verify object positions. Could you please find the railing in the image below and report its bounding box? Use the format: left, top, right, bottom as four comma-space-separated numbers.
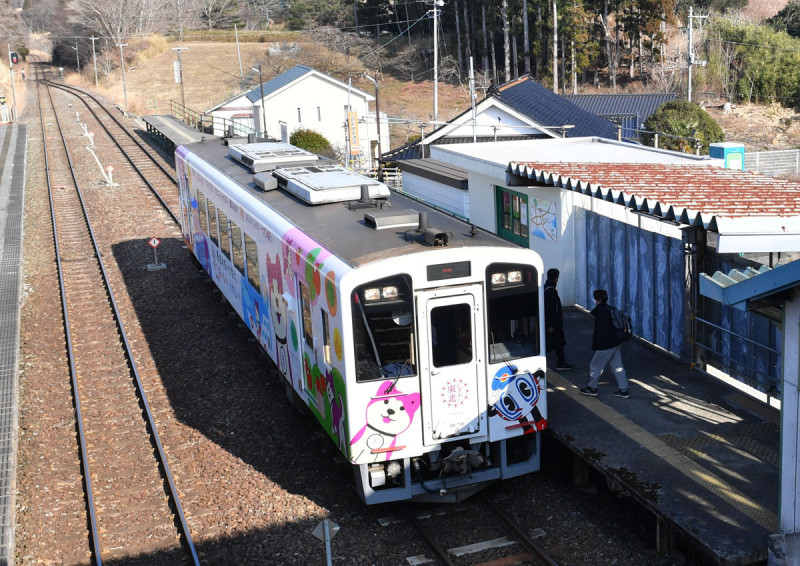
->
169, 100, 259, 138
744, 149, 800, 178
693, 314, 781, 404
623, 126, 704, 155
364, 167, 402, 188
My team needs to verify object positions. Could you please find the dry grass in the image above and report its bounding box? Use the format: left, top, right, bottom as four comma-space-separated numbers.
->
56, 36, 471, 147
28, 34, 800, 152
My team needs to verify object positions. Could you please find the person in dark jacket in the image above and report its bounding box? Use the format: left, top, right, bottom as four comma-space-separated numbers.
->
544, 268, 573, 371
579, 289, 630, 398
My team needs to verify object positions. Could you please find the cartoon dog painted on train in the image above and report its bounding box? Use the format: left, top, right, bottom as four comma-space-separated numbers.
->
351, 380, 421, 462
267, 252, 291, 379
488, 368, 547, 434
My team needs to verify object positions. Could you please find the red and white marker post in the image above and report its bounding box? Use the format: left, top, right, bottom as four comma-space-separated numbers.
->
147, 236, 166, 271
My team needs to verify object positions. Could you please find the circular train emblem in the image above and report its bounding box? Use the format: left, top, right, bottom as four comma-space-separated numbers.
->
440, 377, 470, 408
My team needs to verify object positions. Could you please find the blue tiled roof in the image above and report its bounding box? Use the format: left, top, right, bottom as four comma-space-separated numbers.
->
494, 77, 618, 139
563, 93, 677, 131
245, 65, 314, 103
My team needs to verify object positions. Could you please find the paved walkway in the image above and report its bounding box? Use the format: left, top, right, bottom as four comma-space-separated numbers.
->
547, 306, 779, 565
0, 123, 27, 564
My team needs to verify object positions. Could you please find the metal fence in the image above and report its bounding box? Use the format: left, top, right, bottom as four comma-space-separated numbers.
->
744, 149, 800, 178
170, 100, 260, 138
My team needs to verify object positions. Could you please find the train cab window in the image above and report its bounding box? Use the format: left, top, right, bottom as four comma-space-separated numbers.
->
231, 221, 244, 276
300, 282, 314, 349
197, 191, 208, 233
322, 309, 331, 365
352, 275, 416, 382
244, 233, 260, 293
486, 264, 540, 363
207, 201, 219, 246
431, 304, 473, 367
217, 208, 231, 260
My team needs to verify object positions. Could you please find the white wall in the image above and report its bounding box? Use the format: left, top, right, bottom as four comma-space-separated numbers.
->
428, 143, 684, 307
253, 75, 389, 169
207, 94, 255, 136
400, 172, 469, 219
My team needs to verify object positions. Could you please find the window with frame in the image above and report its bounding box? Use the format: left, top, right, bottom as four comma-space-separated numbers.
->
496, 186, 529, 247
300, 281, 314, 349
244, 233, 260, 293
197, 191, 208, 233
231, 221, 244, 276
207, 200, 219, 246
486, 263, 540, 363
217, 208, 231, 259
352, 275, 416, 382
321, 309, 331, 365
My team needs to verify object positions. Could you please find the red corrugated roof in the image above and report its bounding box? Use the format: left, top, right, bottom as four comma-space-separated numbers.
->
511, 161, 800, 218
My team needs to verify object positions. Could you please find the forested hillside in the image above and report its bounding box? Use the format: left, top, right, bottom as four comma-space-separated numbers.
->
5, 0, 800, 145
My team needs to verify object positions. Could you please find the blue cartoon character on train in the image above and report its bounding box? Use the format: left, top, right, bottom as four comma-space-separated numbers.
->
488, 367, 547, 433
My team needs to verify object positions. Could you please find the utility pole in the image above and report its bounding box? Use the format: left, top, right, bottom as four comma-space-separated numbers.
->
363, 72, 383, 181
7, 42, 16, 114
427, 0, 444, 123
119, 43, 128, 110
251, 64, 267, 137
234, 25, 243, 82
687, 6, 707, 103
173, 47, 189, 110
91, 36, 98, 87
75, 37, 80, 72
552, 0, 558, 93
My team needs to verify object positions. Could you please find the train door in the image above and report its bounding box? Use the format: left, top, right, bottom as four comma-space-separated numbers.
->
416, 285, 486, 445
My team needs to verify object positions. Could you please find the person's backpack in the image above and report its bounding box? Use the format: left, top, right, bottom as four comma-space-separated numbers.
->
609, 306, 633, 342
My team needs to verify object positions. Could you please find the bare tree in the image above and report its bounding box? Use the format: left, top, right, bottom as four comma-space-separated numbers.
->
165, 0, 202, 39
502, 0, 510, 81
523, 0, 530, 75
67, 0, 168, 43
197, 0, 238, 30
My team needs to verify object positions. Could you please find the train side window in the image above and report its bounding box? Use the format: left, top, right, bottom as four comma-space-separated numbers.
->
352, 275, 416, 382
322, 309, 331, 365
231, 221, 244, 276
486, 264, 540, 363
217, 208, 231, 260
244, 233, 259, 293
207, 201, 219, 246
197, 191, 208, 233
300, 281, 314, 349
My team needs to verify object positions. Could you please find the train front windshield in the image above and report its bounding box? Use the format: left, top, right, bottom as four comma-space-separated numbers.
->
352, 275, 416, 382
486, 263, 540, 363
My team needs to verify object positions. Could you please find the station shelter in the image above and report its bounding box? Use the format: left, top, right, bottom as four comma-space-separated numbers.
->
396, 134, 800, 561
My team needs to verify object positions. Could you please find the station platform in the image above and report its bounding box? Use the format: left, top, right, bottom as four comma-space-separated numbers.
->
142, 114, 207, 155
0, 123, 27, 564
548, 306, 778, 565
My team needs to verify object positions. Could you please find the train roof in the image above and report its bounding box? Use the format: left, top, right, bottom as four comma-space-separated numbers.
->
181, 139, 524, 268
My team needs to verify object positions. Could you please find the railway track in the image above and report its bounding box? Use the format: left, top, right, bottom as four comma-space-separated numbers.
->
35, 65, 199, 565
381, 492, 558, 566
44, 79, 181, 220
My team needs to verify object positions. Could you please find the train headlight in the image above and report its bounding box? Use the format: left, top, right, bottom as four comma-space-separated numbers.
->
491, 270, 524, 288
364, 286, 399, 302
363, 288, 381, 301
381, 286, 399, 300
491, 272, 507, 287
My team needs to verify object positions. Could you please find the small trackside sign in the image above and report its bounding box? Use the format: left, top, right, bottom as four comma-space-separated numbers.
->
148, 237, 161, 249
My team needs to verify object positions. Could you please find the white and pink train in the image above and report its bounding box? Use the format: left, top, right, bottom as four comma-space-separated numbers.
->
176, 140, 548, 504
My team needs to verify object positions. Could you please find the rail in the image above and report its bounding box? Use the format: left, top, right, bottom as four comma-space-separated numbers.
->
37, 66, 199, 565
